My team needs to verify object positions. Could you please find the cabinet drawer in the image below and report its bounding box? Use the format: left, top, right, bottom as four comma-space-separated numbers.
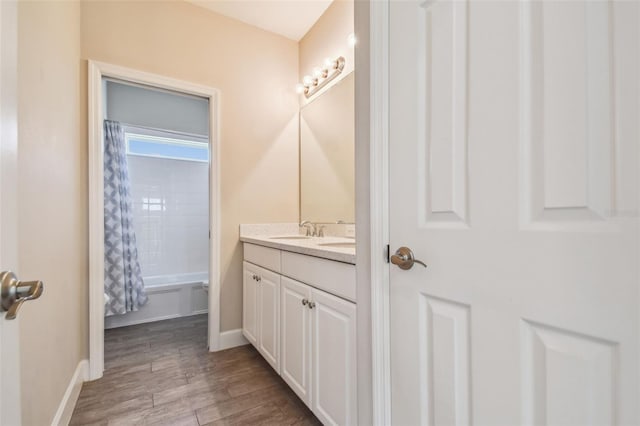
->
281, 251, 356, 302
244, 243, 281, 273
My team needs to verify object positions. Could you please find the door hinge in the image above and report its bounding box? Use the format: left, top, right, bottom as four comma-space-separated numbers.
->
385, 244, 390, 263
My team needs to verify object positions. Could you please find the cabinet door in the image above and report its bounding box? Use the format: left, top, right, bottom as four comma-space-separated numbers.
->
257, 266, 280, 372
311, 289, 357, 426
242, 262, 258, 346
280, 277, 312, 407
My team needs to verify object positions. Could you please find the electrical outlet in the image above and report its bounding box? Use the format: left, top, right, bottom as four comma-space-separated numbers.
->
345, 224, 356, 238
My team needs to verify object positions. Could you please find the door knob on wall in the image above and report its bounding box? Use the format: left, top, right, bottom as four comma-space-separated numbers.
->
390, 247, 427, 270
0, 271, 44, 320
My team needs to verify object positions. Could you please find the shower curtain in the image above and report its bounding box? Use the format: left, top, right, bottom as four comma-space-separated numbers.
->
104, 120, 148, 316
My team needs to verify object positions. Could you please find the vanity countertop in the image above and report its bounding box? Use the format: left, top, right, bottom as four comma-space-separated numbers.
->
240, 223, 356, 265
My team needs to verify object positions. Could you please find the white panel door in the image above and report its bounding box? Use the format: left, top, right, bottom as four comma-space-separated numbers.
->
311, 288, 357, 426
280, 276, 312, 407
389, 1, 639, 425
242, 261, 258, 346
257, 265, 280, 372
0, 1, 21, 424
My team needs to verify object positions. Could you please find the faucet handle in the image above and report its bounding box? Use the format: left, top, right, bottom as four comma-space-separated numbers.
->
316, 225, 325, 237
299, 221, 314, 236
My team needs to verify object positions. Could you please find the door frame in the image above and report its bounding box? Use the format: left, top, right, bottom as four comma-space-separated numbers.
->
366, 0, 391, 424
87, 60, 221, 380
0, 0, 21, 423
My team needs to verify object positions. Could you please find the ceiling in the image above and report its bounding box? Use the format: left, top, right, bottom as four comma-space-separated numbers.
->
186, 0, 333, 41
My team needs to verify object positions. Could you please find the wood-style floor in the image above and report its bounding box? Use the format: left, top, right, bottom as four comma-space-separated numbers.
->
70, 314, 320, 425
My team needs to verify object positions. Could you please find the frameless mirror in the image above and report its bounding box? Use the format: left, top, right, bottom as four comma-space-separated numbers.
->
300, 72, 354, 223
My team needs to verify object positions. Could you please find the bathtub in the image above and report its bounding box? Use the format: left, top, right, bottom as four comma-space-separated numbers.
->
104, 272, 209, 329
143, 272, 208, 288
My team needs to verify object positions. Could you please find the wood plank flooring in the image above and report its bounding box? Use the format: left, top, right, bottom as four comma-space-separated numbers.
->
70, 315, 320, 425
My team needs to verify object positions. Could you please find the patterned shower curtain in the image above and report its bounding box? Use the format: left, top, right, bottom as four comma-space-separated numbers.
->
104, 120, 148, 316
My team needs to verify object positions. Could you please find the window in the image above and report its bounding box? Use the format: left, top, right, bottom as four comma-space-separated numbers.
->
141, 197, 166, 211
125, 132, 209, 162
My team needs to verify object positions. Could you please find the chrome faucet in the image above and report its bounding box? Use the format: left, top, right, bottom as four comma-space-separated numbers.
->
299, 221, 316, 237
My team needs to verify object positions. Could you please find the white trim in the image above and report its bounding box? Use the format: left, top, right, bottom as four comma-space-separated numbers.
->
51, 360, 88, 426
125, 131, 210, 163
122, 123, 208, 141
0, 1, 21, 424
88, 60, 222, 380
218, 328, 249, 350
208, 87, 222, 353
369, 1, 392, 425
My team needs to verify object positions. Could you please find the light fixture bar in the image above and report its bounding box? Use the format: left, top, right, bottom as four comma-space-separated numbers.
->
299, 56, 346, 99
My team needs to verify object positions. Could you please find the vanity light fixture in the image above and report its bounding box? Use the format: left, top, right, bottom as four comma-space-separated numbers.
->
297, 56, 346, 99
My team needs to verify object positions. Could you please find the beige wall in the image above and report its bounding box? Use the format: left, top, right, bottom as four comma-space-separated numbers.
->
299, 0, 354, 104
17, 1, 86, 425
81, 1, 300, 331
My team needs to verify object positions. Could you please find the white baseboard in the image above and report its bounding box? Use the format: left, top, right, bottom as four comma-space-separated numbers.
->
217, 328, 248, 350
51, 359, 88, 426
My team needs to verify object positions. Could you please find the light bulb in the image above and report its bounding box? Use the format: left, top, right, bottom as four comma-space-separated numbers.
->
324, 57, 335, 69
313, 67, 323, 78
347, 33, 357, 47
303, 75, 314, 86
295, 83, 305, 94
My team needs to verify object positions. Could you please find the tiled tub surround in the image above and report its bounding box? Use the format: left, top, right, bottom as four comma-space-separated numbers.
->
129, 155, 209, 278
107, 155, 210, 328
239, 223, 356, 264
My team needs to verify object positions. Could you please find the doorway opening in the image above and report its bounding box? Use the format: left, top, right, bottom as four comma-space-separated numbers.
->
88, 62, 221, 380
103, 79, 210, 331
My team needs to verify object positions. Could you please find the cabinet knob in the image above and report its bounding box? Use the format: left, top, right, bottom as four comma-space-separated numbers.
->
302, 298, 308, 306
256, 276, 261, 282
308, 301, 316, 309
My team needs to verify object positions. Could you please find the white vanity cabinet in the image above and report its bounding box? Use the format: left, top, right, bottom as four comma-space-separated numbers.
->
310, 286, 357, 426
242, 263, 259, 346
281, 276, 357, 425
242, 242, 357, 426
242, 261, 280, 372
280, 277, 312, 405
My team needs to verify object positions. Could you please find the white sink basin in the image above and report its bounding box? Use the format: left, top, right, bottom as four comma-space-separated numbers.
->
269, 236, 311, 240
318, 242, 356, 249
